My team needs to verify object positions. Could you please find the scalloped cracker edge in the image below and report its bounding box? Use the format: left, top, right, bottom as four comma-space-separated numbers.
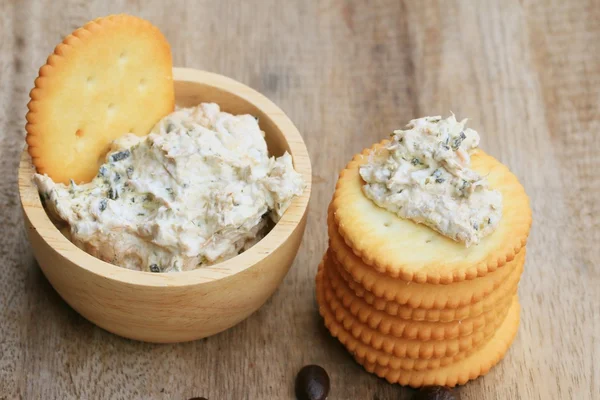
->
328, 209, 523, 309
319, 259, 511, 362
324, 250, 514, 340
26, 14, 175, 184
317, 267, 516, 372
356, 299, 520, 387
331, 141, 532, 283
326, 249, 522, 322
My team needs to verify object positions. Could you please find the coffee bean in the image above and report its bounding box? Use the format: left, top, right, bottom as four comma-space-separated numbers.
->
412, 386, 456, 400
295, 364, 330, 400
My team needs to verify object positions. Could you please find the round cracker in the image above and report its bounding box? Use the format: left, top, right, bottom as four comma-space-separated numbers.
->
331, 141, 532, 284
328, 209, 522, 309
357, 298, 520, 387
318, 258, 511, 362
316, 263, 520, 386
317, 270, 512, 372
323, 251, 514, 340
26, 14, 175, 184
326, 248, 522, 322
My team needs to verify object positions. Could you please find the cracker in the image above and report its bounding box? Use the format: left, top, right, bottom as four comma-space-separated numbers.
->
327, 249, 522, 322
328, 209, 522, 309
331, 141, 532, 284
317, 268, 514, 372
320, 260, 510, 361
357, 297, 520, 387
323, 251, 512, 340
26, 14, 175, 184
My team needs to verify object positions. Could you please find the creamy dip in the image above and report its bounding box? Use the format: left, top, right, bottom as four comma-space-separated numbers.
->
359, 115, 502, 247
35, 103, 305, 272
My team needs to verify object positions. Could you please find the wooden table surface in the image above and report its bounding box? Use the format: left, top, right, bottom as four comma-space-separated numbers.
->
1, 0, 598, 399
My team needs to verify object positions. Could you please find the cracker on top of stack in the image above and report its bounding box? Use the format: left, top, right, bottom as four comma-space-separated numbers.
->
317, 115, 531, 388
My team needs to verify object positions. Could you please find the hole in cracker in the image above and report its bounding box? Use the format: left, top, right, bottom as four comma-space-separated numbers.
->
138, 78, 147, 90
107, 103, 115, 111
119, 52, 127, 63
425, 239, 433, 243
384, 221, 391, 227
86, 76, 94, 85
76, 129, 83, 137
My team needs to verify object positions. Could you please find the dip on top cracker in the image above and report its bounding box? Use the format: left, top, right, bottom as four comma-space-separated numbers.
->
359, 115, 502, 247
34, 103, 306, 272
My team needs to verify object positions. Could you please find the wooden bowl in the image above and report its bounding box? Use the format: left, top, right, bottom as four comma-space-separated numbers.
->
18, 68, 312, 343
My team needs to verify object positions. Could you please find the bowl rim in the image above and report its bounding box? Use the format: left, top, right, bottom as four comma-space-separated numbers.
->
18, 67, 312, 287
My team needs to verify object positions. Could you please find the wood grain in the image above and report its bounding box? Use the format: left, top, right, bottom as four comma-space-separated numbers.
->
18, 68, 311, 343
0, 0, 598, 399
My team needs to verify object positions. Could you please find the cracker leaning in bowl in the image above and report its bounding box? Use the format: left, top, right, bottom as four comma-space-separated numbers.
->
318, 115, 531, 386
25, 14, 307, 274
20, 15, 311, 342
26, 14, 175, 184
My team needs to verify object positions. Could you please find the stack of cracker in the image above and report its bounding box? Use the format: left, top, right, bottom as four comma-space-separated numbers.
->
316, 141, 532, 387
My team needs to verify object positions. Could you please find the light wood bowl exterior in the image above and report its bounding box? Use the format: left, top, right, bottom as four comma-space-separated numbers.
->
18, 68, 312, 343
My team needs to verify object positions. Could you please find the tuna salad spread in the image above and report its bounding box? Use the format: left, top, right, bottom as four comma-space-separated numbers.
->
35, 103, 305, 272
359, 115, 502, 247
